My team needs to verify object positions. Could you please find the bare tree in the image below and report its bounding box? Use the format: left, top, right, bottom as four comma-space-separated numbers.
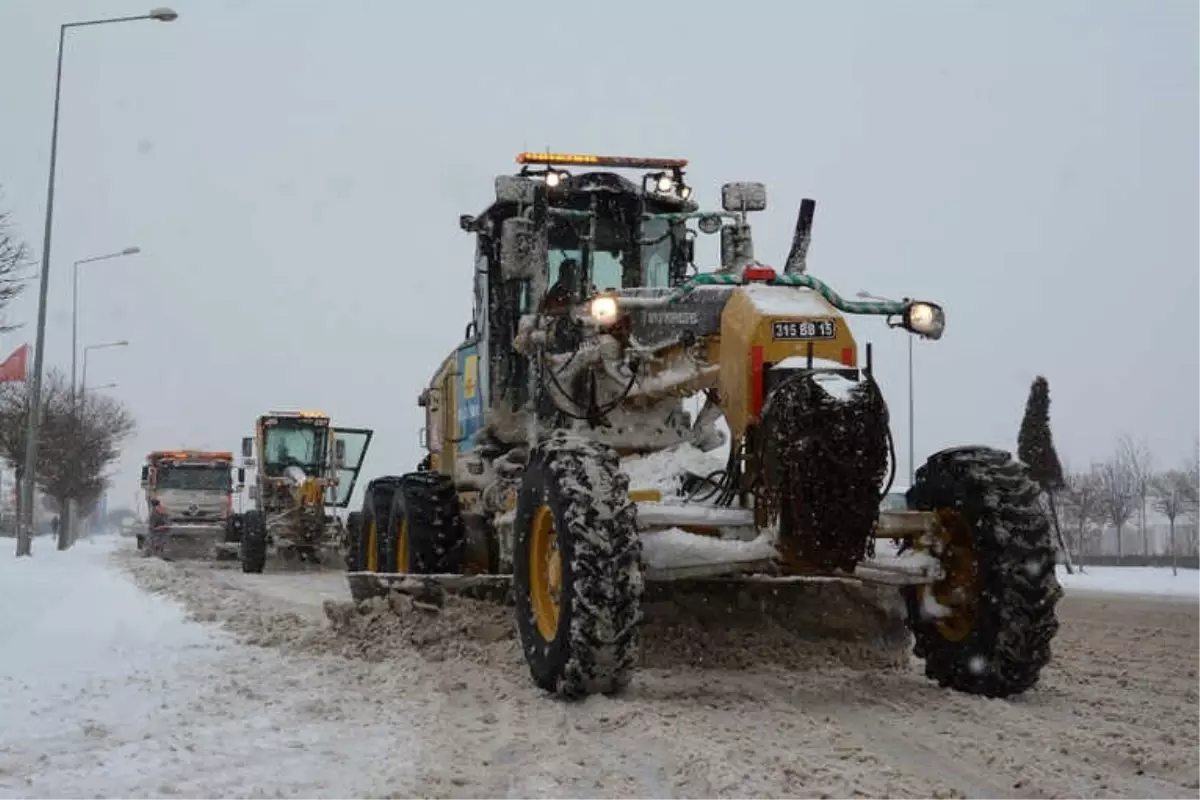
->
1150, 469, 1198, 575
1060, 466, 1103, 565
1098, 451, 1137, 559
0, 369, 135, 551
1118, 435, 1154, 555
0, 197, 32, 332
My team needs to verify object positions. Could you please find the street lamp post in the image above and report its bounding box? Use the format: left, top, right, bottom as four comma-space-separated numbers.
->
857, 289, 915, 486
72, 247, 139, 399
65, 340, 128, 547
80, 340, 129, 399
17, 8, 177, 557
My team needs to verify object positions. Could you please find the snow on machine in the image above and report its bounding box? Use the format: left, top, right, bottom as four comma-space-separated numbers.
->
347, 152, 1063, 700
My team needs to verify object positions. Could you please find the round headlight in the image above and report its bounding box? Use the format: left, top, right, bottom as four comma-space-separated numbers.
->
589, 296, 620, 326
545, 171, 562, 188
904, 301, 945, 340
656, 174, 675, 193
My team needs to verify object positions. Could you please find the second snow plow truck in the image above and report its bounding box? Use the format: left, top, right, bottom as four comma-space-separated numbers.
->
239, 410, 373, 573
139, 449, 244, 560
349, 152, 1063, 701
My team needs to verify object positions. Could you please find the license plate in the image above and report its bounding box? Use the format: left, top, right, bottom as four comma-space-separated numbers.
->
771, 319, 837, 340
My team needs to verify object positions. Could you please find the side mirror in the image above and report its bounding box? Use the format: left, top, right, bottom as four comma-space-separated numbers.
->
236, 467, 246, 487
499, 217, 545, 280
419, 427, 428, 448
334, 438, 347, 468
241, 437, 253, 459
495, 175, 538, 205
139, 465, 149, 487
721, 182, 767, 213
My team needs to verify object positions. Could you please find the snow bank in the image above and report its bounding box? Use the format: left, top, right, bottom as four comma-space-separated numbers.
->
1057, 565, 1200, 599
0, 538, 431, 798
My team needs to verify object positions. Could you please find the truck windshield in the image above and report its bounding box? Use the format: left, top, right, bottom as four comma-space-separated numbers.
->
156, 465, 232, 491
263, 424, 326, 474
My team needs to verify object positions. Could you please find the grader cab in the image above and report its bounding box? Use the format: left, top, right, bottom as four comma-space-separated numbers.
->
349, 152, 1062, 701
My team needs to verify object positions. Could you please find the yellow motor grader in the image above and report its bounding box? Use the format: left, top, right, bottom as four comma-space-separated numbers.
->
239, 410, 373, 573
349, 152, 1062, 700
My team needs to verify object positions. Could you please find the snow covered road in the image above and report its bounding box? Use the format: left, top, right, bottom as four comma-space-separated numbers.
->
2, 537, 1197, 799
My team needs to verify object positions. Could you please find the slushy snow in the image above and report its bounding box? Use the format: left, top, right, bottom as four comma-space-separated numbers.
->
1, 535, 1196, 799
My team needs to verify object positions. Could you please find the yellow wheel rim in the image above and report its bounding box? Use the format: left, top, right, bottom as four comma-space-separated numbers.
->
529, 504, 562, 641
918, 509, 979, 642
366, 519, 378, 573
397, 517, 409, 573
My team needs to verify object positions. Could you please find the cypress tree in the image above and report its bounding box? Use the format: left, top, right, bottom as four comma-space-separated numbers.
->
1018, 375, 1071, 571
1018, 376, 1065, 491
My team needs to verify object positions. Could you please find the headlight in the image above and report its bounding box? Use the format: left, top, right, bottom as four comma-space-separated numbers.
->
589, 295, 620, 326
903, 301, 945, 340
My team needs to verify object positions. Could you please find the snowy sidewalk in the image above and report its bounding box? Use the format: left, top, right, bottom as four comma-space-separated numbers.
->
0, 538, 425, 798
1057, 564, 1200, 599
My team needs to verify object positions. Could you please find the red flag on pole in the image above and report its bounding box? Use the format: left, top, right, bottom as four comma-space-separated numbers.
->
0, 344, 29, 383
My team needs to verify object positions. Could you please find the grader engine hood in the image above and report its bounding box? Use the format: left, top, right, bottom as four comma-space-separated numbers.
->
718, 282, 860, 441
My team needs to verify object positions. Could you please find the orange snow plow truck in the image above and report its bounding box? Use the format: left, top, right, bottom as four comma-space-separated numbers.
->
139, 449, 246, 560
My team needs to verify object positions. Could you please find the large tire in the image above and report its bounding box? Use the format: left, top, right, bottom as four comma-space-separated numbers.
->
240, 510, 268, 574
359, 477, 403, 572
344, 511, 365, 571
225, 513, 243, 544
513, 432, 643, 699
903, 446, 1062, 698
384, 472, 465, 574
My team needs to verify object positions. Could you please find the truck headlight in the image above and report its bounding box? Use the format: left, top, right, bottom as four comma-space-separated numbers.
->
903, 301, 945, 340
589, 295, 620, 326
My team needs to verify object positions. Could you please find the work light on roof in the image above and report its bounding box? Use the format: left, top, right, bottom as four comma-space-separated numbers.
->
516, 151, 688, 170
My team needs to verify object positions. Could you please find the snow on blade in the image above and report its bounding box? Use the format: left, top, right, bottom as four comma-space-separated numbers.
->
621, 443, 725, 502
640, 528, 777, 570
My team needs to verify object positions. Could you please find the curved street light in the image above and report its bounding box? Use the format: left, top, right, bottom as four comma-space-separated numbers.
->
18, 8, 177, 556
72, 246, 141, 399
80, 340, 129, 403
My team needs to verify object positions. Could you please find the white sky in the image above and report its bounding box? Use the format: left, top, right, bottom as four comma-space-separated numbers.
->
0, 0, 1196, 511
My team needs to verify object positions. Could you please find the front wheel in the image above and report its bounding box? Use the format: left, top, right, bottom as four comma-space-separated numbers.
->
513, 432, 643, 700
240, 510, 268, 574
903, 446, 1062, 698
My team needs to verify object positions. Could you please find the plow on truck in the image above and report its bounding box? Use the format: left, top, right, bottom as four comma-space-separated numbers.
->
139, 450, 244, 560
348, 152, 1063, 700
239, 410, 373, 573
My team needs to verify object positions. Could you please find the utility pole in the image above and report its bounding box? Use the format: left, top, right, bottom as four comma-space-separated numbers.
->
16, 7, 178, 558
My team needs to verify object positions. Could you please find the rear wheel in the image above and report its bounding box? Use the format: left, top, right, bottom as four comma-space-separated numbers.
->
358, 477, 402, 573
240, 510, 268, 574
903, 446, 1062, 698
513, 432, 643, 699
384, 472, 465, 574
344, 511, 365, 570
